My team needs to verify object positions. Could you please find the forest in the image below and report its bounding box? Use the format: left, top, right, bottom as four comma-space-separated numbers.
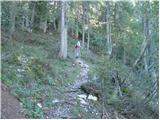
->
1, 0, 159, 119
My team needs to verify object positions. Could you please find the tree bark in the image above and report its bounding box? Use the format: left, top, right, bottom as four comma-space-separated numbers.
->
53, 1, 57, 31
82, 27, 85, 48
57, 1, 61, 32
82, 2, 86, 49
43, 20, 47, 33
9, 2, 16, 40
30, 2, 36, 29
106, 1, 112, 58
53, 18, 57, 30
59, 1, 68, 59
76, 25, 79, 38
25, 15, 29, 28
22, 16, 25, 29
87, 31, 90, 51
143, 15, 150, 72
76, 5, 80, 39
123, 47, 126, 64
86, 2, 90, 51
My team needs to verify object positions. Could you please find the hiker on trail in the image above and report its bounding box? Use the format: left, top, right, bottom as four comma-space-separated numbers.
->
75, 40, 81, 58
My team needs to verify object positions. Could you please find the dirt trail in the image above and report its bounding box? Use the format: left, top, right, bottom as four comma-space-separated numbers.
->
1, 59, 124, 119
43, 59, 101, 119
1, 83, 23, 119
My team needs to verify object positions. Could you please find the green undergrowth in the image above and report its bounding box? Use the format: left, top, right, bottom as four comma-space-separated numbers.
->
87, 55, 158, 119
1, 31, 80, 118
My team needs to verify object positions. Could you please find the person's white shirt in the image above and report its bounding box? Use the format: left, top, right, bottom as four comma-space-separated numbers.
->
77, 41, 80, 47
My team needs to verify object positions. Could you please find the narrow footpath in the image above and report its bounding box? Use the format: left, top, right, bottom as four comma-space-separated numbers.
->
43, 59, 102, 119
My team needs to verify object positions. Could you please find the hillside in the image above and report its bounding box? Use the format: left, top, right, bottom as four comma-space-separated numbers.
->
1, 1, 159, 119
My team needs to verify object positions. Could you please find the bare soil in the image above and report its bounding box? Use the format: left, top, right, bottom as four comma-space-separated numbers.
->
1, 83, 23, 119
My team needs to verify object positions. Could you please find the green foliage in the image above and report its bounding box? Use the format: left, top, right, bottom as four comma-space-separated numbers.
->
95, 55, 136, 113
22, 98, 43, 118
13, 87, 31, 98
1, 2, 10, 27
35, 1, 49, 20
1, 63, 18, 87
121, 87, 129, 94
90, 32, 106, 54
107, 94, 123, 111
96, 55, 114, 98
26, 59, 46, 84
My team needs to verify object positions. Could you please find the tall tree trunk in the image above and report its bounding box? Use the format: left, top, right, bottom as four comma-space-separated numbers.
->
106, 1, 112, 58
53, 18, 57, 30
109, 22, 112, 57
71, 28, 74, 36
59, 1, 67, 59
53, 1, 57, 31
82, 27, 85, 48
143, 15, 150, 72
26, 15, 29, 28
76, 25, 79, 38
57, 1, 61, 32
133, 2, 150, 69
144, 48, 148, 72
82, 2, 86, 49
9, 2, 16, 40
123, 47, 126, 64
87, 31, 90, 51
43, 20, 47, 33
22, 16, 25, 29
76, 6, 79, 38
30, 2, 36, 30
86, 2, 90, 51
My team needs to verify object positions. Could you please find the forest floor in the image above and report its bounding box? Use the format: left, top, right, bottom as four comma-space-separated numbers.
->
1, 30, 157, 119
43, 58, 126, 119
43, 58, 102, 118
1, 83, 23, 119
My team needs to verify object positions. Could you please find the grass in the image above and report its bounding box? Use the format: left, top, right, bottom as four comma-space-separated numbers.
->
1, 30, 80, 118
